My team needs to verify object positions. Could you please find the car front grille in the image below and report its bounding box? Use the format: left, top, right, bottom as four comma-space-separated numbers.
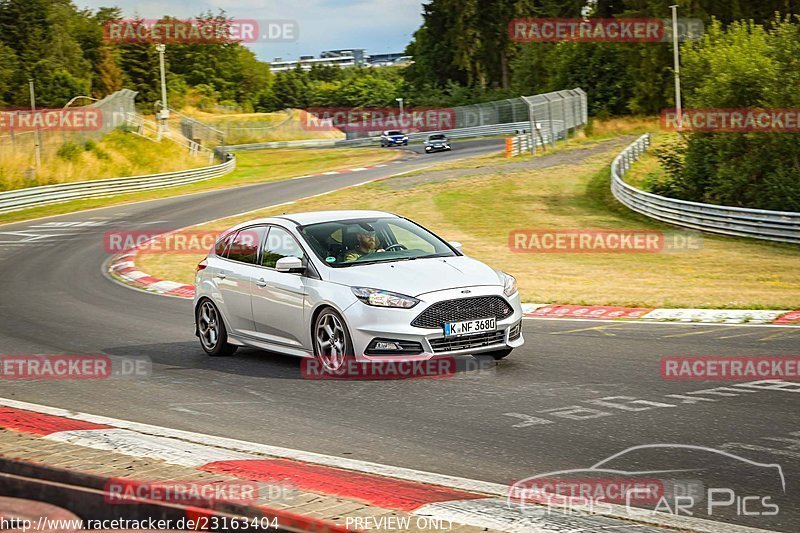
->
411, 296, 513, 329
429, 330, 506, 353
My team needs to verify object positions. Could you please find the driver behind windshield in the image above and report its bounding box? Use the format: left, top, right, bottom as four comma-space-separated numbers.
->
344, 228, 383, 262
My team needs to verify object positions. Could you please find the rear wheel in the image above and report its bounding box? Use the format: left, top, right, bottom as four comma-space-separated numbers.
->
486, 348, 512, 360
197, 300, 237, 356
313, 308, 354, 372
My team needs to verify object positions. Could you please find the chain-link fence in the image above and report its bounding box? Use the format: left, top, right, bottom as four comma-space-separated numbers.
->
522, 89, 588, 153
173, 108, 348, 147
209, 89, 589, 151
0, 89, 136, 168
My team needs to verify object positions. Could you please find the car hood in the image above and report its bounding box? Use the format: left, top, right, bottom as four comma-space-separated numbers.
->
325, 255, 503, 297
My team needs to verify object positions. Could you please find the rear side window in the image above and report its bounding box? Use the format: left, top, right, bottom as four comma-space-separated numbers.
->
226, 226, 267, 264
215, 233, 233, 256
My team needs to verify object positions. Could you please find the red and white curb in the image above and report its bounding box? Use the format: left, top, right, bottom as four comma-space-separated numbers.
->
107, 251, 800, 327
291, 162, 400, 180
104, 153, 799, 326
0, 399, 769, 533
521, 304, 800, 326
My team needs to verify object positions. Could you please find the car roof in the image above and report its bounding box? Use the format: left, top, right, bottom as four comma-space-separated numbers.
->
229, 210, 399, 230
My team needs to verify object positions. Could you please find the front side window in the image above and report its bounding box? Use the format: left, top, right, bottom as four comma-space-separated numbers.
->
262, 227, 304, 268
300, 217, 456, 268
226, 226, 266, 264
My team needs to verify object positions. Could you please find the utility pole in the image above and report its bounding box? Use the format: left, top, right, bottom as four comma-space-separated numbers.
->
29, 79, 41, 169
396, 97, 404, 116
670, 5, 683, 131
155, 44, 169, 134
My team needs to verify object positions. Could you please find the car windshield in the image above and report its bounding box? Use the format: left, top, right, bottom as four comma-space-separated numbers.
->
386, 131, 403, 136
299, 217, 456, 267
428, 134, 446, 140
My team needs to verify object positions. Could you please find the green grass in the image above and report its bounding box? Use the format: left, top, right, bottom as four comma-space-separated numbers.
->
0, 130, 206, 192
140, 133, 800, 309
0, 147, 401, 226
174, 109, 345, 145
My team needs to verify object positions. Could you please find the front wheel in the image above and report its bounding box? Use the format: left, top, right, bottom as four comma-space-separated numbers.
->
486, 348, 512, 360
313, 308, 354, 372
197, 300, 237, 356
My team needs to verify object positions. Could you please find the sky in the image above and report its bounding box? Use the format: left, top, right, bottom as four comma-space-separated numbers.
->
78, 0, 426, 61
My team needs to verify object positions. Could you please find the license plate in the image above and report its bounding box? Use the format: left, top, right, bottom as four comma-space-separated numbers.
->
443, 317, 496, 337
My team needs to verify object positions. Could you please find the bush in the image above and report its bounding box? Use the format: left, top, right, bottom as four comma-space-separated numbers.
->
56, 142, 83, 162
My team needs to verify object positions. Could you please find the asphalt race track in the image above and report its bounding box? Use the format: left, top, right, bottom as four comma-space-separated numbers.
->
0, 138, 798, 531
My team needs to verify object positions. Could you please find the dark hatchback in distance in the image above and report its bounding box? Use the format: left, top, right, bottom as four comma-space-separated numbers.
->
424, 133, 451, 153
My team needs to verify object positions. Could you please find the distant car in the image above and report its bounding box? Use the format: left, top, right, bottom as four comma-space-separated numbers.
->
380, 130, 408, 147
193, 210, 523, 369
424, 133, 451, 153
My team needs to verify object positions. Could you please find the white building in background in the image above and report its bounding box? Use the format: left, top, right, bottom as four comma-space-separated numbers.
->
268, 49, 410, 72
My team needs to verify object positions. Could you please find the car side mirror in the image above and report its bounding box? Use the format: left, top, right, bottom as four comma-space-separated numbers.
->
449, 241, 463, 253
275, 256, 305, 274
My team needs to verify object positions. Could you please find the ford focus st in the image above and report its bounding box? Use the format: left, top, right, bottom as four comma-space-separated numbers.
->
194, 210, 523, 370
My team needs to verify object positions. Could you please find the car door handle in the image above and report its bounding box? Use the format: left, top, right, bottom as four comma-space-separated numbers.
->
255, 278, 268, 288
215, 272, 226, 279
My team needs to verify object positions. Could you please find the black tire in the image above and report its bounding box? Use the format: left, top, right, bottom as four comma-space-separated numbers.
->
486, 348, 512, 360
196, 299, 237, 356
312, 307, 354, 372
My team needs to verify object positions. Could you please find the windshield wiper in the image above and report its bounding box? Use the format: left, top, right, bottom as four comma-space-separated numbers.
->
344, 253, 452, 267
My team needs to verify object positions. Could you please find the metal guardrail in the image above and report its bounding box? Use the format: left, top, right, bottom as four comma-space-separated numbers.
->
0, 158, 236, 215
611, 134, 800, 244
226, 121, 563, 152
505, 133, 532, 157
223, 88, 586, 152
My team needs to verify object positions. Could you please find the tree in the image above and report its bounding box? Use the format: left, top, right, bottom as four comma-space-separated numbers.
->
652, 19, 800, 211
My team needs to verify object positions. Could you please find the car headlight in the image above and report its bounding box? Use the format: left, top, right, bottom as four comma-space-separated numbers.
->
352, 287, 420, 308
497, 271, 517, 297
402, 136, 408, 140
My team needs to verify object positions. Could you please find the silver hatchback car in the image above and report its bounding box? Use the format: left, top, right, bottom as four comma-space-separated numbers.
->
194, 210, 523, 370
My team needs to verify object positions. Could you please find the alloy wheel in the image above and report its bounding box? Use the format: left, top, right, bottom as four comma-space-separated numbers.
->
315, 312, 348, 372
198, 301, 219, 350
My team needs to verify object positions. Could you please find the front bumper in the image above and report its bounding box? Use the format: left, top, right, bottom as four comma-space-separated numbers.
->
425, 144, 449, 152
342, 285, 524, 362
